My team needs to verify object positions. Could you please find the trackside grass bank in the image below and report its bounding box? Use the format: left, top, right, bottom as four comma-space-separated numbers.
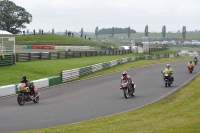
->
0, 55, 192, 86
17, 71, 200, 133
14, 34, 107, 46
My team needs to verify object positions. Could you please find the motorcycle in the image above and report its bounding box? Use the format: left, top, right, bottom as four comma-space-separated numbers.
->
17, 83, 40, 106
162, 71, 172, 87
188, 64, 193, 73
120, 80, 136, 99
194, 59, 198, 65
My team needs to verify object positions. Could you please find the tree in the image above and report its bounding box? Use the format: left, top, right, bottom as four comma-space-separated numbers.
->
182, 26, 186, 39
127, 26, 130, 38
0, 0, 32, 34
65, 29, 67, 36
145, 25, 148, 37
162, 25, 166, 37
98, 27, 136, 34
81, 28, 83, 37
111, 27, 114, 38
95, 26, 98, 37
52, 28, 54, 34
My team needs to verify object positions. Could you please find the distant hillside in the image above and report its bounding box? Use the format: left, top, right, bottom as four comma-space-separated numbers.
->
14, 34, 112, 46
98, 28, 136, 34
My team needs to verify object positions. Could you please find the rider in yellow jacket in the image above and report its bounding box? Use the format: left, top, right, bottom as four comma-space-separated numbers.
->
162, 64, 174, 83
187, 60, 194, 71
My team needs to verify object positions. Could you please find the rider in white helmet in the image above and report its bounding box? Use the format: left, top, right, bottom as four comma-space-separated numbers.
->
121, 71, 135, 93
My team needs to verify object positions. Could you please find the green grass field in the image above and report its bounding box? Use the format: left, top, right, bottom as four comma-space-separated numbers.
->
170, 46, 200, 52
17, 57, 199, 133
150, 49, 175, 55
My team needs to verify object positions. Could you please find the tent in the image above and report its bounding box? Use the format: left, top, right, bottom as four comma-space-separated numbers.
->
0, 30, 13, 35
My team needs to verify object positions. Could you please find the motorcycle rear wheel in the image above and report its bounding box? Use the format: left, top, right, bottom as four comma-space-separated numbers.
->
17, 94, 25, 106
131, 88, 135, 96
165, 81, 168, 87
33, 92, 39, 103
190, 69, 192, 73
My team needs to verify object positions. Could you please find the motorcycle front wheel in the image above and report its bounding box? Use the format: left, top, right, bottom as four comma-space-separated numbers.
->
123, 88, 129, 99
17, 94, 25, 106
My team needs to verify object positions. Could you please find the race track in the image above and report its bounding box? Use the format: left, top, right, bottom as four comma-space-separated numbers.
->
0, 59, 199, 133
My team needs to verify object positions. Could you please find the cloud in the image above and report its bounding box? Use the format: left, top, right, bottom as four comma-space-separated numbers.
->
11, 0, 200, 32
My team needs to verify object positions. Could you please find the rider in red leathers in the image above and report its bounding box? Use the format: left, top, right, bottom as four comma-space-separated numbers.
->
121, 71, 135, 93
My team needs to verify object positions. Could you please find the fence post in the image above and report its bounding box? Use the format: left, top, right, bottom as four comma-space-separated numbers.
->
80, 51, 82, 57
96, 51, 98, 56
73, 51, 75, 58
49, 52, 51, 59
16, 53, 19, 62
86, 51, 88, 57
28, 53, 31, 61
58, 52, 60, 59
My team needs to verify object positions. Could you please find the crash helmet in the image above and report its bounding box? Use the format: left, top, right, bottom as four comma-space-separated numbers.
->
22, 75, 27, 80
122, 71, 127, 77
166, 64, 170, 67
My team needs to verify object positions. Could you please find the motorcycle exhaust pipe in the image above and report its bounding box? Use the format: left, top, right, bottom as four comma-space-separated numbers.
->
33, 93, 40, 100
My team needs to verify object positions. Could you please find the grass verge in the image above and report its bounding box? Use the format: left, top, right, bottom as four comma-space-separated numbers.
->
150, 49, 175, 55
14, 34, 107, 46
17, 67, 200, 133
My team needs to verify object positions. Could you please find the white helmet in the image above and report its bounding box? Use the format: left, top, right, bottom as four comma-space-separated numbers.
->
166, 64, 170, 67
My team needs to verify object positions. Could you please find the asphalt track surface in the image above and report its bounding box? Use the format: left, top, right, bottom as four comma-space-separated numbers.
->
0, 59, 199, 133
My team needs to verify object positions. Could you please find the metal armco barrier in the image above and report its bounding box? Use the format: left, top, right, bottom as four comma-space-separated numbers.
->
61, 56, 139, 82
15, 50, 131, 62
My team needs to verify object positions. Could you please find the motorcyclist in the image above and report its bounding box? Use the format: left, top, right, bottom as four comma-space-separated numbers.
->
187, 60, 194, 71
121, 71, 135, 93
162, 64, 174, 83
20, 75, 35, 99
194, 56, 198, 62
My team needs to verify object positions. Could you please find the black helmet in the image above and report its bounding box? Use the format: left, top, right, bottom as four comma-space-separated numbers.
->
22, 75, 26, 80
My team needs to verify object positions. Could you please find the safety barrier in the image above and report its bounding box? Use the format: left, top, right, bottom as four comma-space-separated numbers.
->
0, 54, 15, 66
15, 50, 131, 62
145, 54, 175, 60
61, 56, 139, 82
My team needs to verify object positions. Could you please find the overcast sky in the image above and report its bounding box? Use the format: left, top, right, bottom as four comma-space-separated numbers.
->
12, 0, 200, 33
